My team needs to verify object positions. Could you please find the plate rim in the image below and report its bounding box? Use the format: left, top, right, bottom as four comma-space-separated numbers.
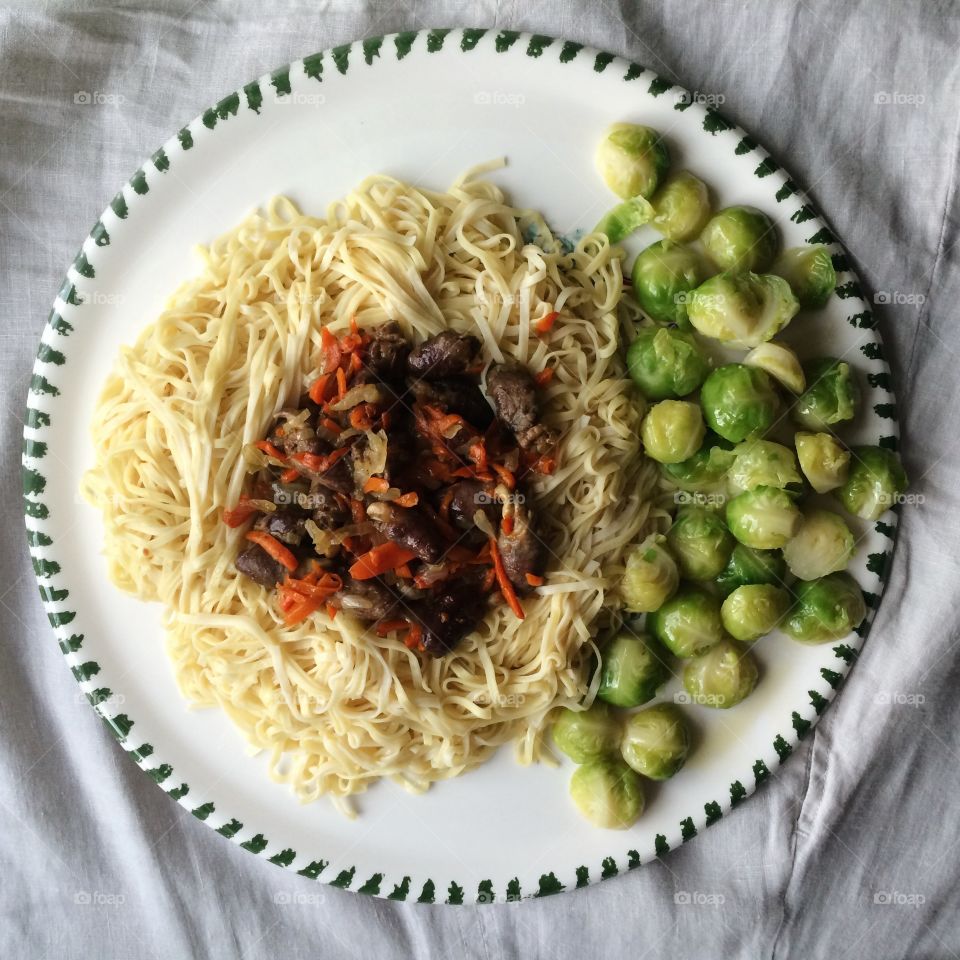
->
22, 25, 903, 904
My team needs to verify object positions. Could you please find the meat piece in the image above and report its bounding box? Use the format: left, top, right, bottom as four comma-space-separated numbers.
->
497, 502, 545, 595
307, 481, 349, 530
235, 544, 286, 587
447, 479, 500, 531
384, 429, 414, 486
516, 422, 557, 456
409, 377, 494, 430
485, 362, 538, 435
414, 580, 489, 656
407, 330, 481, 379
253, 509, 306, 547
273, 411, 324, 458
333, 576, 402, 622
365, 322, 410, 381
366, 501, 445, 564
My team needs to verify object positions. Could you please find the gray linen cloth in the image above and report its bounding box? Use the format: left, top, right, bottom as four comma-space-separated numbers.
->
1, 1, 958, 957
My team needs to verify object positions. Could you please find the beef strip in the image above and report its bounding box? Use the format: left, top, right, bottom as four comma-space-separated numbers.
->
485, 362, 558, 453
407, 330, 481, 379
253, 509, 306, 547
497, 502, 545, 595
235, 544, 286, 587
365, 321, 410, 381
307, 481, 349, 529
413, 579, 489, 656
409, 377, 494, 430
446, 479, 500, 532
365, 501, 446, 564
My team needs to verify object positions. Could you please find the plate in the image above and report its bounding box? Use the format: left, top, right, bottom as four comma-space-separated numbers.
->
23, 28, 900, 903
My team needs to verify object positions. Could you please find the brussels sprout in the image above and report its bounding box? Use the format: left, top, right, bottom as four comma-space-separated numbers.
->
595, 122, 670, 200
651, 171, 711, 241
783, 572, 866, 644
792, 358, 859, 431
626, 326, 710, 400
720, 584, 790, 642
667, 506, 734, 580
622, 535, 680, 613
783, 508, 855, 581
700, 364, 780, 443
621, 704, 691, 780
640, 400, 705, 464
569, 756, 645, 829
727, 440, 802, 495
630, 240, 708, 327
837, 446, 908, 520
649, 585, 725, 658
726, 485, 801, 549
683, 638, 759, 709
662, 435, 736, 492
772, 245, 836, 310
744, 342, 806, 394
700, 206, 779, 272
595, 195, 655, 243
597, 632, 670, 708
552, 702, 621, 763
795, 431, 851, 493
715, 544, 787, 597
686, 272, 798, 348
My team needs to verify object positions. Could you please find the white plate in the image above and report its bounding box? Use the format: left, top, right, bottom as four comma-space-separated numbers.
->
24, 28, 900, 903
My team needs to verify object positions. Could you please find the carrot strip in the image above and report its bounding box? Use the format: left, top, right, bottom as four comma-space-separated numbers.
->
535, 310, 559, 335
350, 542, 419, 580
223, 497, 257, 528
245, 530, 298, 572
395, 563, 413, 578
376, 619, 410, 637
394, 492, 419, 508
525, 573, 544, 587
254, 440, 286, 461
321, 417, 342, 435
489, 536, 525, 620
336, 367, 348, 399
291, 445, 351, 474
501, 515, 515, 535
284, 572, 342, 600
350, 404, 375, 431
534, 367, 554, 388
349, 499, 367, 524
280, 467, 300, 483
309, 373, 332, 405
404, 623, 423, 650
363, 477, 390, 494
491, 462, 515, 490
326, 603, 338, 621
321, 327, 341, 374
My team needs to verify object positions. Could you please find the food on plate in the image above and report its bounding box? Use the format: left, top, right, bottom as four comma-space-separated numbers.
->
726, 439, 802, 495
620, 535, 680, 614
699, 363, 780, 443
743, 341, 806, 394
726, 486, 802, 549
569, 756, 645, 829
661, 435, 735, 493
772, 245, 836, 309
649, 585, 725, 659
795, 432, 851, 493
595, 195, 655, 243
650, 171, 712, 242
837, 446, 909, 520
782, 509, 855, 581
597, 632, 669, 708
666, 506, 734, 581
625, 325, 710, 400
699, 205, 779, 272
620, 704, 690, 780
640, 399, 706, 463
720, 584, 790, 643
630, 239, 709, 327
552, 702, 622, 763
715, 544, 787, 598
595, 122, 670, 200
683, 638, 759, 709
791, 357, 859, 430
783, 573, 867, 644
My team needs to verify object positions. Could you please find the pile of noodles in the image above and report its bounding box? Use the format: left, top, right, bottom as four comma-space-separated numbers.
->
81, 163, 661, 811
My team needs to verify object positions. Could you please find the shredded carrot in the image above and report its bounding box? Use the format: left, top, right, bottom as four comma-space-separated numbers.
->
326, 602, 338, 621
349, 351, 362, 374
280, 467, 300, 483
535, 310, 559, 335
291, 445, 351, 474
536, 455, 557, 475
404, 623, 423, 649
534, 367, 554, 388
482, 567, 497, 591
321, 417, 342, 435
491, 462, 516, 490
321, 327, 341, 374
336, 367, 348, 399
349, 542, 418, 580
489, 536, 525, 619
309, 373, 332, 405
350, 404, 375, 431
245, 530, 298, 572
501, 515, 515, 536
468, 441, 488, 473
363, 477, 390, 494
394, 492, 419, 508
223, 497, 257, 528
350, 499, 367, 524
254, 440, 286, 461
376, 619, 410, 637
525, 573, 544, 587
395, 563, 413, 578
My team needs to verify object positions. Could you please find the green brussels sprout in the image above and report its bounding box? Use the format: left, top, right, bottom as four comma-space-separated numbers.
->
621, 704, 691, 780
552, 702, 621, 763
715, 544, 787, 597
640, 400, 705, 464
662, 435, 736, 492
597, 632, 670, 708
744, 342, 806, 393
726, 485, 801, 549
700, 205, 779, 272
783, 572, 866, 644
621, 535, 680, 613
700, 364, 780, 443
595, 195, 655, 243
666, 506, 734, 580
569, 756, 645, 829
782, 508, 855, 581
772, 245, 836, 310
686, 272, 798, 348
795, 431, 851, 493
649, 585, 725, 658
626, 326, 710, 400
727, 440, 802, 495
651, 171, 711, 241
837, 446, 908, 520
595, 122, 670, 200
792, 358, 859, 431
720, 584, 790, 642
630, 240, 708, 327
682, 638, 759, 709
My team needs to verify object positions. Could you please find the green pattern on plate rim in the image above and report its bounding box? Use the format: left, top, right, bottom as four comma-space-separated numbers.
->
22, 27, 901, 903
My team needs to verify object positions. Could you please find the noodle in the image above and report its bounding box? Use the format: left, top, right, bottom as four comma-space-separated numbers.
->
81, 166, 660, 810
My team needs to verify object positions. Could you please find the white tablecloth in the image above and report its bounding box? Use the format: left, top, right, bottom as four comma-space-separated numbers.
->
2, 2, 958, 957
